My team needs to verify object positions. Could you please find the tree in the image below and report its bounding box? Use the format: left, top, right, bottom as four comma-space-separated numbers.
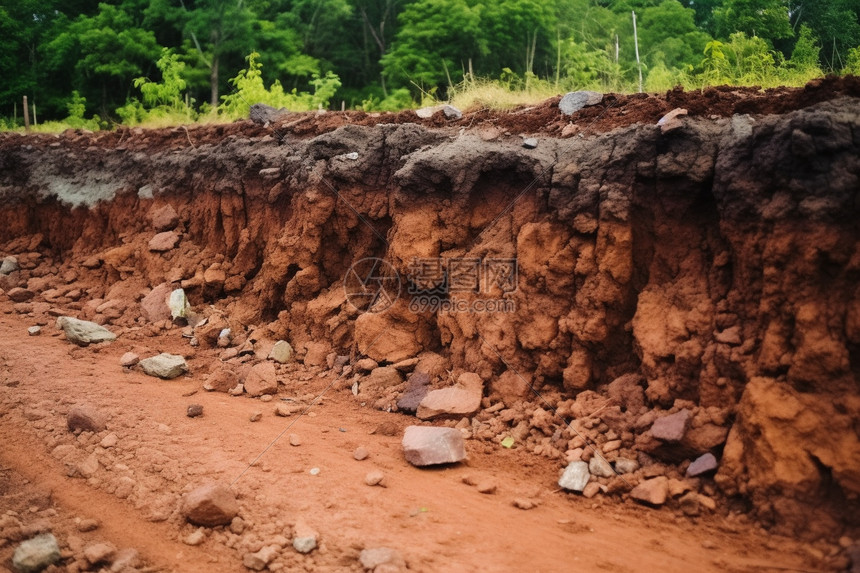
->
714, 0, 792, 42
790, 0, 860, 69
146, 0, 255, 107
42, 2, 161, 116
639, 0, 713, 70
381, 0, 484, 93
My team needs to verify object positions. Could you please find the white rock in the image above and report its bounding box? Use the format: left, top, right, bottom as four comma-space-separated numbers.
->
139, 353, 188, 379
558, 461, 590, 492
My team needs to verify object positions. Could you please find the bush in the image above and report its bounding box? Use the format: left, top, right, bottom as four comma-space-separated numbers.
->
219, 52, 341, 120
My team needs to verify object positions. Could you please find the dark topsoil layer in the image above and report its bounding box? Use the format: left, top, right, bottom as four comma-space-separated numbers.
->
3, 75, 859, 152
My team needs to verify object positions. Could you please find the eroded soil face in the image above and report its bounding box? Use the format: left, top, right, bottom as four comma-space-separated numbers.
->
1, 80, 859, 572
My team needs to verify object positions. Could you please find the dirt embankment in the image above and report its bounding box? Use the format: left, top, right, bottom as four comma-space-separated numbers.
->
0, 82, 858, 552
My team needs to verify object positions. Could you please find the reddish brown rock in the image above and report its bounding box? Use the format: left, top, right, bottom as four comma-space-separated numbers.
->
402, 426, 466, 466
181, 483, 239, 526
416, 373, 483, 420
67, 405, 107, 433
244, 362, 278, 397
150, 204, 179, 231
148, 231, 180, 252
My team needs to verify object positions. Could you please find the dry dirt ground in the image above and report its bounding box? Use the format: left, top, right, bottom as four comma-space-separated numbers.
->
0, 305, 837, 573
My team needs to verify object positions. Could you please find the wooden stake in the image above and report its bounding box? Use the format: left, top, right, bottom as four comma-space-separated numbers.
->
632, 11, 643, 93
23, 96, 29, 130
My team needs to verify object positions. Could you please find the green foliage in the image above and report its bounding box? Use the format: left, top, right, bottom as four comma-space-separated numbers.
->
65, 90, 101, 129
714, 0, 793, 42
360, 88, 414, 111
219, 52, 342, 119
844, 46, 860, 76
116, 48, 196, 126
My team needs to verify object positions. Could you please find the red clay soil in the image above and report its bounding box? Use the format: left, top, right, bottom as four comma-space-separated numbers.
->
0, 311, 840, 573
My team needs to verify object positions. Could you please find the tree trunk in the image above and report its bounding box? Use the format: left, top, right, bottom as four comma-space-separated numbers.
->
210, 55, 219, 108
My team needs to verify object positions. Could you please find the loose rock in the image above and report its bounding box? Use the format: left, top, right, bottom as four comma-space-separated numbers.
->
0, 255, 19, 275
630, 476, 669, 506
183, 529, 206, 546
180, 483, 240, 527
558, 461, 590, 492
27, 326, 41, 336
402, 426, 466, 466
120, 352, 139, 367
359, 547, 406, 571
244, 362, 278, 397
289, 434, 301, 446
522, 137, 538, 149
148, 231, 180, 252
67, 405, 107, 433
416, 373, 483, 419
139, 353, 188, 379
12, 533, 61, 573
614, 457, 640, 474
83, 542, 116, 565
353, 446, 370, 461
56, 316, 117, 346
168, 288, 190, 320
243, 545, 279, 570
268, 340, 293, 363
150, 204, 179, 231
588, 455, 615, 478
559, 90, 603, 115
650, 409, 691, 442
187, 404, 204, 418
686, 452, 718, 477
365, 470, 385, 486
249, 411, 262, 422
7, 287, 34, 303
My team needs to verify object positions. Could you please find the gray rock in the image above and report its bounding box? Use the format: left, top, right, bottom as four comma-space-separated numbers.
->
139, 353, 188, 379
67, 405, 107, 433
614, 457, 640, 474
650, 409, 691, 442
559, 91, 603, 115
168, 288, 189, 320
588, 454, 615, 478
249, 103, 288, 126
686, 452, 719, 477
402, 426, 466, 466
359, 547, 406, 571
522, 137, 538, 149
558, 461, 590, 492
292, 521, 318, 554
0, 255, 19, 275
268, 340, 293, 363
442, 105, 462, 119
630, 476, 669, 506
244, 362, 278, 397
27, 326, 41, 336
56, 316, 117, 346
12, 533, 61, 573
181, 483, 239, 527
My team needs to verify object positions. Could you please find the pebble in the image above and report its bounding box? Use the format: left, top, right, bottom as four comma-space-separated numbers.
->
250, 411, 262, 422
99, 433, 118, 448
243, 545, 279, 571
353, 446, 370, 461
187, 404, 204, 418
686, 453, 719, 477
27, 326, 41, 336
476, 480, 497, 494
522, 137, 538, 149
630, 476, 669, 506
365, 470, 385, 486
183, 529, 206, 546
512, 498, 538, 510
77, 518, 100, 532
614, 457, 640, 474
120, 352, 140, 367
359, 547, 406, 571
180, 483, 239, 527
588, 455, 615, 478
582, 482, 602, 499
289, 434, 301, 446
309, 468, 320, 476
292, 521, 318, 554
83, 542, 116, 565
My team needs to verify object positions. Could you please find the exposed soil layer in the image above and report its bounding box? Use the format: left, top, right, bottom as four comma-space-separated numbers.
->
0, 81, 859, 572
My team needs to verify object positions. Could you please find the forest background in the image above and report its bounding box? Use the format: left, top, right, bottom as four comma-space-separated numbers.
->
2, 0, 859, 129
